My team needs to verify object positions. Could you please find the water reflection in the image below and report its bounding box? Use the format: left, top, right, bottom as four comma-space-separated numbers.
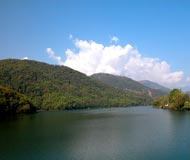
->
165, 110, 190, 159
0, 107, 190, 160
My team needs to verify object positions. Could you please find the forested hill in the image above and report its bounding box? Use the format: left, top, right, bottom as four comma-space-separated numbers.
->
0, 59, 151, 110
91, 73, 168, 98
0, 85, 36, 114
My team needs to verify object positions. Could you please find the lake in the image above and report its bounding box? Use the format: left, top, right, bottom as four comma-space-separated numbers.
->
0, 106, 190, 160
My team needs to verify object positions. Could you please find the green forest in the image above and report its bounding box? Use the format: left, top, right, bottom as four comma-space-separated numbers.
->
153, 88, 190, 110
0, 85, 36, 114
0, 59, 152, 112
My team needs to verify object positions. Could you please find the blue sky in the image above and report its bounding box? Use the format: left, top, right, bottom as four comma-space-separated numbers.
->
0, 0, 190, 87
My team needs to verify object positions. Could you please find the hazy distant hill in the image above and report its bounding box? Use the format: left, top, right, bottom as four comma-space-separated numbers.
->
91, 73, 168, 98
0, 59, 151, 110
180, 86, 190, 92
139, 80, 170, 93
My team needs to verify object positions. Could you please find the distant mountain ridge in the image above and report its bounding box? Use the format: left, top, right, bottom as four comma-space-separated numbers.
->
91, 73, 168, 98
0, 59, 151, 110
139, 80, 170, 93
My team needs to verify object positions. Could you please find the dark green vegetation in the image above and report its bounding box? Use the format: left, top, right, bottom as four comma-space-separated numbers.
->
0, 85, 35, 114
0, 59, 151, 110
139, 80, 170, 93
91, 73, 168, 98
153, 89, 190, 110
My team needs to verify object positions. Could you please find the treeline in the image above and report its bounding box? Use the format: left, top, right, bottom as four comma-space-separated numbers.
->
0, 85, 36, 114
0, 59, 151, 111
153, 89, 190, 110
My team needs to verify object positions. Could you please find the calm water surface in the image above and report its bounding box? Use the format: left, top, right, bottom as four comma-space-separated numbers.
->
0, 106, 190, 160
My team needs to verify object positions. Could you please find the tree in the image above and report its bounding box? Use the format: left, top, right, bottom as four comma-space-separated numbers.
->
168, 89, 185, 109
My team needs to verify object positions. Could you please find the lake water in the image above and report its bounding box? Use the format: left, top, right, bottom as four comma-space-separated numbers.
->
0, 106, 190, 160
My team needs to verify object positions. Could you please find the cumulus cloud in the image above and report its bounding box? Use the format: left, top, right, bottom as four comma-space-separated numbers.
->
22, 57, 29, 60
64, 39, 183, 85
47, 39, 184, 85
110, 36, 119, 43
46, 48, 64, 65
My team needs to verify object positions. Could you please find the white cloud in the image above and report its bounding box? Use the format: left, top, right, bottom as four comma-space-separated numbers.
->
64, 39, 183, 85
110, 36, 119, 43
46, 48, 64, 65
69, 34, 73, 40
47, 39, 184, 86
22, 57, 29, 60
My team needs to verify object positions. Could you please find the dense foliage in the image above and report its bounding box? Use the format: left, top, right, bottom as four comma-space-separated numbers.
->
0, 85, 36, 114
0, 59, 151, 110
91, 73, 168, 98
153, 89, 190, 110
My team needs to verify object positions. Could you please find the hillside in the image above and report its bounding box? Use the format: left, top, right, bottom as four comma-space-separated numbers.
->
0, 59, 151, 110
91, 73, 167, 98
0, 85, 36, 114
139, 80, 170, 93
